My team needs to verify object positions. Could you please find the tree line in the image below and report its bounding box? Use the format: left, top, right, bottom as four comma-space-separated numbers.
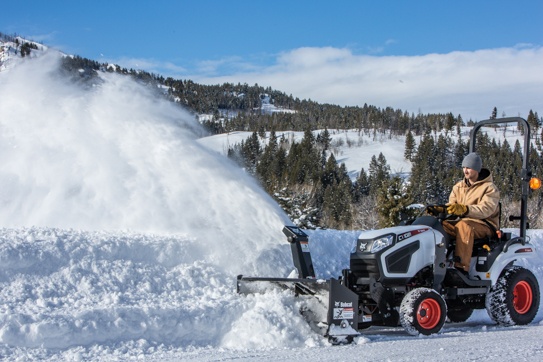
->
58, 53, 477, 136
58, 53, 543, 139
228, 115, 543, 230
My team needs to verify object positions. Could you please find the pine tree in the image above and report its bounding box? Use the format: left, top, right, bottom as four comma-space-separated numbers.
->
527, 110, 539, 133
474, 132, 492, 160
404, 130, 416, 161
511, 140, 523, 200
272, 147, 287, 186
336, 178, 354, 227
322, 153, 339, 188
338, 163, 350, 184
368, 153, 390, 195
433, 134, 456, 202
298, 129, 321, 184
491, 107, 498, 119
318, 128, 332, 151
241, 131, 262, 174
256, 131, 278, 191
286, 143, 304, 184
322, 179, 353, 228
454, 136, 467, 169
495, 139, 513, 198
529, 147, 541, 180
353, 168, 370, 201
408, 133, 436, 203
319, 150, 327, 169
377, 175, 412, 227
444, 113, 456, 134
456, 115, 464, 136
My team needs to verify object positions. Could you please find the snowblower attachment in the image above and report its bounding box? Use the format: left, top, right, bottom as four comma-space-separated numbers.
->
237, 226, 360, 343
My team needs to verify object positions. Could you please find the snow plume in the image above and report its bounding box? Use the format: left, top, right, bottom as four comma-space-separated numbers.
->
0, 52, 291, 276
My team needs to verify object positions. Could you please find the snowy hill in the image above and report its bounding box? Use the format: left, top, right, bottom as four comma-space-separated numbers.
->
197, 130, 412, 180
0, 35, 46, 71
197, 126, 528, 181
1, 45, 543, 361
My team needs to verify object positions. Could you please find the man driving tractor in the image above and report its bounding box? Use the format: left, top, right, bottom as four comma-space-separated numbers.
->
441, 152, 500, 272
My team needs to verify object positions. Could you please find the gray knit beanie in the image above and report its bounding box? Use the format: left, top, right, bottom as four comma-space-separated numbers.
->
462, 153, 482, 172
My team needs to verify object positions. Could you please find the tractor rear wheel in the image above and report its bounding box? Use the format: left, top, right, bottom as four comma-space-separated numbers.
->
400, 288, 447, 336
486, 266, 540, 326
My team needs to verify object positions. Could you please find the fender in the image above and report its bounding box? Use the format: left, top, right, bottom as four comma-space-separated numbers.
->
473, 242, 537, 284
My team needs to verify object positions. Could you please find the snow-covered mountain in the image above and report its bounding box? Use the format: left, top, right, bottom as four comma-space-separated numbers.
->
0, 35, 46, 71
0, 42, 542, 361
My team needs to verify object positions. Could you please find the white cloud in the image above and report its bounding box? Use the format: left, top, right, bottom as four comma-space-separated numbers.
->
192, 46, 543, 121
195, 55, 264, 75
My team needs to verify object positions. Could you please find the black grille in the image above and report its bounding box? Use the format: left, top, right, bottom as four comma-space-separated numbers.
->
350, 257, 380, 278
385, 240, 420, 273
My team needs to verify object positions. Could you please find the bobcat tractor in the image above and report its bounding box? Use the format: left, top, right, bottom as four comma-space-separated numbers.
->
237, 117, 542, 343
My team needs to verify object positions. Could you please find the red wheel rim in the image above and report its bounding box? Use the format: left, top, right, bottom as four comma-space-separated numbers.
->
513, 281, 533, 314
417, 298, 441, 330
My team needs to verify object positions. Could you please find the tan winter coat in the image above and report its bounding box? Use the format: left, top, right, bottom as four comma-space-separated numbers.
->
448, 168, 500, 229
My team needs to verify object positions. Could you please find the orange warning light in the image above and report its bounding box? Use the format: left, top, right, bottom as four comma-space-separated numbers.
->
529, 177, 541, 190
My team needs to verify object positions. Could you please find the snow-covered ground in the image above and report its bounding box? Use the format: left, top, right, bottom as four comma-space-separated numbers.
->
0, 49, 542, 361
1, 227, 542, 361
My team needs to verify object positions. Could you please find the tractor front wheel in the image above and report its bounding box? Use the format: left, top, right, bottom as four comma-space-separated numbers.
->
400, 288, 447, 336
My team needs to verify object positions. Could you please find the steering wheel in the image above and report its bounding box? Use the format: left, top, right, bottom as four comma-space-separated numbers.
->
426, 204, 459, 221
426, 204, 446, 216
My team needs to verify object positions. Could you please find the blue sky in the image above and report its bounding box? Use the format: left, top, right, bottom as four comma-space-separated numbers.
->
2, 0, 542, 121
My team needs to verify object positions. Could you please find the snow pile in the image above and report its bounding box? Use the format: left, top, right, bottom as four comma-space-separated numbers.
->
0, 226, 357, 358
0, 228, 237, 349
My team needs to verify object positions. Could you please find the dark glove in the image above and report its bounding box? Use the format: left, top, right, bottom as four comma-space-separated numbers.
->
427, 205, 446, 216
447, 203, 468, 216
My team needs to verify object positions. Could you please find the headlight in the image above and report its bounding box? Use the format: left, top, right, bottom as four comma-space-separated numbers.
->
371, 235, 394, 253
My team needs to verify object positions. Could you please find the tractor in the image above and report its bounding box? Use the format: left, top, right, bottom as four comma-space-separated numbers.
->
237, 117, 541, 343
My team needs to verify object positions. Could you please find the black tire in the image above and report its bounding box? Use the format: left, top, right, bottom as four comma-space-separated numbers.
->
447, 306, 474, 323
486, 266, 540, 326
400, 288, 447, 336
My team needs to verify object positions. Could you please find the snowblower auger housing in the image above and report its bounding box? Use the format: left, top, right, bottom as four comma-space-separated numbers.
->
237, 117, 541, 342
237, 226, 362, 343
